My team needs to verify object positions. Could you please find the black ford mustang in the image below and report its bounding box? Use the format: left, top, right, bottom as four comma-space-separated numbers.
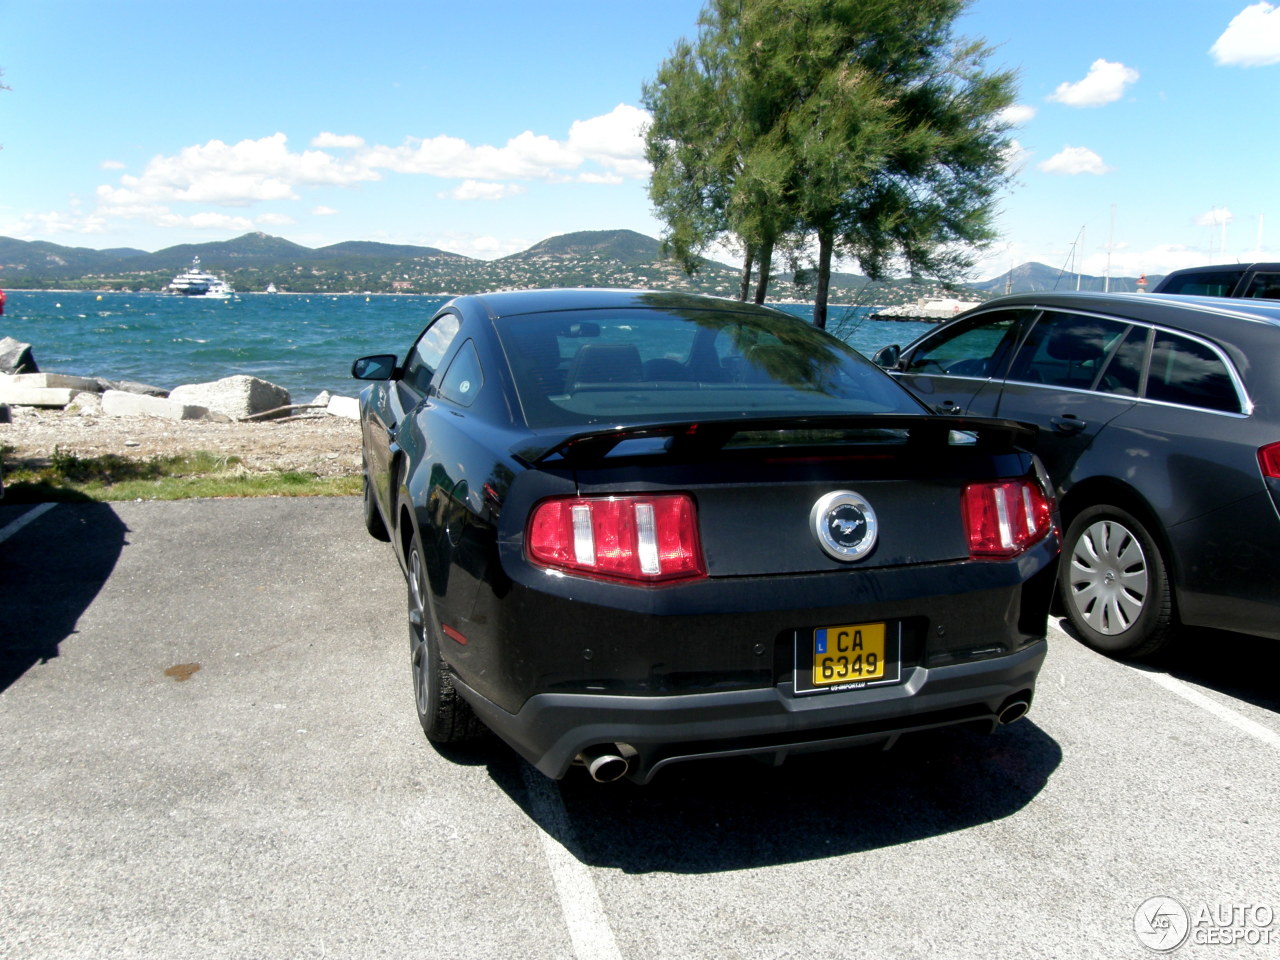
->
353, 289, 1059, 783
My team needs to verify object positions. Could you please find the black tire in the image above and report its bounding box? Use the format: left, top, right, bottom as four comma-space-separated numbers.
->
1058, 504, 1175, 659
406, 537, 483, 742
362, 468, 390, 541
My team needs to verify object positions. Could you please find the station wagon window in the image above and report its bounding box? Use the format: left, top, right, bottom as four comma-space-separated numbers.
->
1145, 332, 1240, 413
1006, 312, 1130, 390
1243, 272, 1280, 300
402, 313, 462, 394
902, 310, 1030, 378
438, 339, 483, 407
1093, 324, 1148, 397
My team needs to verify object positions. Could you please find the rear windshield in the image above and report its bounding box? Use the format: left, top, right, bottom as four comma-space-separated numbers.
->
494, 307, 923, 428
1157, 270, 1244, 297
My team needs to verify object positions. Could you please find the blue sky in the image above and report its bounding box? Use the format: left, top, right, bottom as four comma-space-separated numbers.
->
2, 0, 1277, 280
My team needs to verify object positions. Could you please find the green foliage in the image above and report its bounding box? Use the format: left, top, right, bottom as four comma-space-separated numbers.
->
644, 0, 1017, 326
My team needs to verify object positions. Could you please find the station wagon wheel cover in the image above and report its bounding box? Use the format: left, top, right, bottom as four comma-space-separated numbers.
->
1067, 519, 1150, 635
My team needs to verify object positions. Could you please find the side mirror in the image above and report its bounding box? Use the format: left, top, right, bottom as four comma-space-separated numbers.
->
872, 344, 900, 369
352, 354, 399, 381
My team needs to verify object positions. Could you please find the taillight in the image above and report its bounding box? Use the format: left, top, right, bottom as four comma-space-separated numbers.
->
1260, 442, 1280, 479
963, 479, 1054, 558
527, 494, 706, 584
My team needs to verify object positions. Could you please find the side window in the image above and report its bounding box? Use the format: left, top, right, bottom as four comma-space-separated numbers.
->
1006, 312, 1130, 389
903, 310, 1030, 377
1094, 324, 1149, 397
1145, 332, 1240, 413
401, 314, 462, 394
438, 340, 484, 407
1243, 272, 1280, 300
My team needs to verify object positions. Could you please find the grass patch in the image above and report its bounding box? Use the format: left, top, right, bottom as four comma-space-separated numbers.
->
1, 446, 360, 502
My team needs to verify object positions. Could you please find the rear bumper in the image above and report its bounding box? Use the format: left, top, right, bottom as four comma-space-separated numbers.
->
457, 639, 1047, 782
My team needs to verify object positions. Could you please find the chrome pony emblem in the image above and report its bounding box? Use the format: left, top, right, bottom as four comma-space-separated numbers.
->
811, 490, 878, 561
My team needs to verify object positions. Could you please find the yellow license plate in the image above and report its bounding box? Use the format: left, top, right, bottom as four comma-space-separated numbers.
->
813, 622, 887, 685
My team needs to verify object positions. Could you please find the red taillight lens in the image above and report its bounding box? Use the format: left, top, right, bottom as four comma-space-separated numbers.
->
1260, 442, 1280, 479
527, 494, 706, 584
963, 479, 1054, 558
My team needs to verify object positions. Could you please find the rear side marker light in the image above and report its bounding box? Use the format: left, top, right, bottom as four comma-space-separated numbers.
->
1260, 442, 1280, 479
528, 494, 706, 584
963, 480, 1054, 558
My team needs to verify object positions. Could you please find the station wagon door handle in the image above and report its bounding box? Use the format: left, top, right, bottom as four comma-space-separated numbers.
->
1051, 415, 1086, 435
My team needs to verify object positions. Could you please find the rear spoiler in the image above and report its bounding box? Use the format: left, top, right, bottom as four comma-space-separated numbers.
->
514, 415, 1039, 466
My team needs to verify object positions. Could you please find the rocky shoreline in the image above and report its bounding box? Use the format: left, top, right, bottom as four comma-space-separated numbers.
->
0, 336, 363, 478
2, 405, 362, 478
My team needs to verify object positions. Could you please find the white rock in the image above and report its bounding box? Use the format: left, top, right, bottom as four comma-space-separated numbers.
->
0, 384, 75, 408
3, 372, 102, 392
325, 395, 360, 420
101, 389, 228, 422
67, 391, 104, 416
169, 375, 291, 421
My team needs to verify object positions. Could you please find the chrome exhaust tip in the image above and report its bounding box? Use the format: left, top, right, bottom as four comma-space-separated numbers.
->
576, 744, 632, 783
998, 700, 1030, 725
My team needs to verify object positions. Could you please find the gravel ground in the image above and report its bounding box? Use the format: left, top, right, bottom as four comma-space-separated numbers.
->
0, 405, 363, 478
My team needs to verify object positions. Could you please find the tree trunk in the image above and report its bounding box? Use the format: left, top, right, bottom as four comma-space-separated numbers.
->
753, 237, 774, 305
738, 246, 755, 302
813, 229, 834, 330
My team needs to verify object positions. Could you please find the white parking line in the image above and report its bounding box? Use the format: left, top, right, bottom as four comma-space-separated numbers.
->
0, 502, 56, 544
1133, 667, 1280, 752
520, 765, 623, 960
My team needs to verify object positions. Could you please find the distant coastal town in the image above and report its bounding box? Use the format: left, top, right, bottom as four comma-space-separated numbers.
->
0, 228, 1152, 306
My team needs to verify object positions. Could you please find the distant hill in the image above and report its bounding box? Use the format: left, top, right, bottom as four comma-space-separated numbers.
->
969, 261, 1163, 295
0, 237, 148, 276
0, 230, 1154, 302
311, 240, 470, 262
508, 229, 665, 267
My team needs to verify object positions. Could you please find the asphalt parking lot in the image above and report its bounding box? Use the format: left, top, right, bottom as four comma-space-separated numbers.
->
2, 498, 1277, 959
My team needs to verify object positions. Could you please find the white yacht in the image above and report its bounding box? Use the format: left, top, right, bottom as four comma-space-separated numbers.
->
166, 256, 235, 298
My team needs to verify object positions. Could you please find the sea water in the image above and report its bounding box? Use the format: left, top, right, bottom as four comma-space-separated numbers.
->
0, 290, 939, 401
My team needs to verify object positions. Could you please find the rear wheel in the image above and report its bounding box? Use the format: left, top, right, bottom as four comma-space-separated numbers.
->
1058, 504, 1175, 659
407, 537, 482, 742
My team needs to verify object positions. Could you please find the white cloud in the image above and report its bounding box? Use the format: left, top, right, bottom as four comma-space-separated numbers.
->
1, 210, 108, 236
440, 180, 527, 201
312, 205, 339, 216
1038, 146, 1112, 175
100, 160, 125, 170
1196, 207, 1234, 227
186, 211, 255, 231
362, 131, 580, 181
577, 171, 625, 185
77, 107, 654, 236
566, 103, 651, 178
997, 104, 1037, 126
1212, 3, 1280, 65
427, 232, 529, 260
96, 133, 380, 210
358, 105, 650, 183
1048, 59, 1140, 107
311, 132, 366, 149
256, 212, 296, 227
